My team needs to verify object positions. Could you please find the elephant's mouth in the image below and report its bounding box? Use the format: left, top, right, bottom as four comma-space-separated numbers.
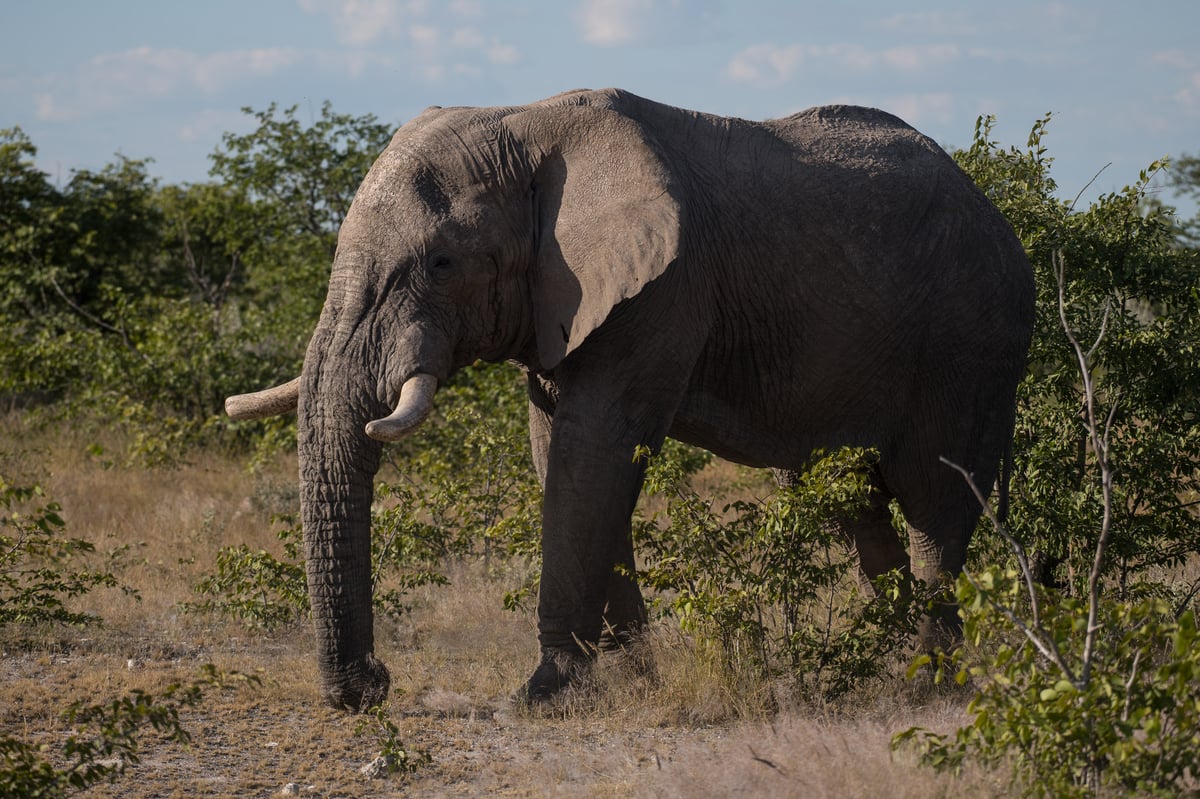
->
364, 372, 439, 442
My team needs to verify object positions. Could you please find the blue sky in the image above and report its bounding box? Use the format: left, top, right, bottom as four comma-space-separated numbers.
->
3, 1, 1198, 215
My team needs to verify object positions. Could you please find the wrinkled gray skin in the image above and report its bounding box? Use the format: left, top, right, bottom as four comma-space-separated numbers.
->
226, 89, 1034, 710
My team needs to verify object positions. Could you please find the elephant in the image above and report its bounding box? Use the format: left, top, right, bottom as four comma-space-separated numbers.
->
224, 88, 1035, 710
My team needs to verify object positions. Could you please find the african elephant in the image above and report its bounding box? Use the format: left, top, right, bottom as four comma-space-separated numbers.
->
225, 88, 1035, 710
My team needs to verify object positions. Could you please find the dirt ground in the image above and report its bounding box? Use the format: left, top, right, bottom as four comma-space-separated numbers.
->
0, 423, 994, 798
1, 616, 989, 798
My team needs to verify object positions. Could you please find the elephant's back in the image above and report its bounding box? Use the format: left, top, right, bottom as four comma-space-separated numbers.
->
764, 105, 956, 181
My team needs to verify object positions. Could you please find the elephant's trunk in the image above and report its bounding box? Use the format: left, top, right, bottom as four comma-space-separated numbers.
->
365, 373, 438, 442
298, 353, 390, 711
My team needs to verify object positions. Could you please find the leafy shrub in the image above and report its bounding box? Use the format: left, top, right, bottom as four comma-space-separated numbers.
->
897, 575, 1200, 798
184, 521, 308, 630
956, 115, 1200, 593
185, 364, 541, 630
0, 104, 394, 463
635, 444, 930, 703
0, 665, 258, 799
355, 702, 432, 777
184, 514, 443, 630
0, 476, 136, 629
379, 363, 542, 609
894, 116, 1200, 796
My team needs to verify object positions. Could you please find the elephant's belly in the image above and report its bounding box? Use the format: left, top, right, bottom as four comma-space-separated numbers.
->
667, 389, 882, 471
668, 322, 910, 470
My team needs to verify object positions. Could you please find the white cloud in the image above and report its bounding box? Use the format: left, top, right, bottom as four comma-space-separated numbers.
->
726, 42, 963, 84
449, 27, 520, 64
33, 46, 301, 122
297, 0, 428, 45
1152, 50, 1200, 113
726, 44, 826, 83
488, 42, 521, 65
1175, 71, 1200, 112
298, 0, 520, 77
176, 108, 249, 143
18, 0, 523, 113
1153, 49, 1198, 71
451, 27, 485, 48
876, 11, 977, 37
449, 0, 482, 17
578, 0, 653, 46
193, 48, 302, 92
409, 24, 439, 47
882, 44, 960, 71
882, 93, 955, 126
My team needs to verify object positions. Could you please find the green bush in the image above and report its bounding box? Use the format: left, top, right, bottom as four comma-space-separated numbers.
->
0, 665, 258, 799
184, 520, 308, 630
894, 115, 1200, 798
184, 513, 447, 630
956, 115, 1200, 593
379, 362, 542, 609
184, 364, 541, 630
0, 476, 136, 629
0, 104, 394, 462
897, 576, 1200, 798
354, 702, 432, 777
635, 444, 931, 702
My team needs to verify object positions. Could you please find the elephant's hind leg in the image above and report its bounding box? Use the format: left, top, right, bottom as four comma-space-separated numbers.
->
776, 466, 908, 591
829, 474, 910, 592
901, 476, 992, 652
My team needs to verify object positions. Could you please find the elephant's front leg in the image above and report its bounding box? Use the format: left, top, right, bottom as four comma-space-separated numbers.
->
521, 396, 659, 700
527, 376, 647, 651
599, 524, 647, 650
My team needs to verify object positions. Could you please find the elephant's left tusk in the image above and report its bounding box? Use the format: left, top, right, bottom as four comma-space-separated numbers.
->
365, 373, 438, 442
225, 377, 301, 420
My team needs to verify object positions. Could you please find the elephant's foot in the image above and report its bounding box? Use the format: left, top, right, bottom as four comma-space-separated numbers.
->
517, 647, 593, 703
598, 619, 657, 681
598, 617, 644, 652
321, 653, 391, 712
917, 603, 963, 654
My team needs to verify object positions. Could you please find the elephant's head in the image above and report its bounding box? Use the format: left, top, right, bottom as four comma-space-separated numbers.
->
225, 91, 682, 710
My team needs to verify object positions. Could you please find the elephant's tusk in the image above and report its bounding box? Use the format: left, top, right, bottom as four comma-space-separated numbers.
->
225, 377, 301, 420
365, 373, 438, 442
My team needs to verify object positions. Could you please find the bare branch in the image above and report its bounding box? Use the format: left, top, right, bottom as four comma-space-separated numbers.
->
214, 251, 241, 311
1055, 249, 1117, 686
940, 456, 1078, 680
1055, 253, 1094, 401
1067, 163, 1111, 214
1121, 648, 1143, 723
46, 274, 154, 366
180, 218, 206, 298
0, 530, 30, 566
1172, 574, 1200, 620
1101, 391, 1121, 453
1086, 301, 1111, 363
939, 457, 1044, 629
748, 747, 786, 775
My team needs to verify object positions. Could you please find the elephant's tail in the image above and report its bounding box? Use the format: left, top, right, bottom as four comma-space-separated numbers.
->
997, 440, 1014, 525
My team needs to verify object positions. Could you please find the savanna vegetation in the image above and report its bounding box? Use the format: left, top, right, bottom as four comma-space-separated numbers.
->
1, 104, 1198, 797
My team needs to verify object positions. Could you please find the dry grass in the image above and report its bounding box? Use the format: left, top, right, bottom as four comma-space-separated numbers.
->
0, 415, 1001, 797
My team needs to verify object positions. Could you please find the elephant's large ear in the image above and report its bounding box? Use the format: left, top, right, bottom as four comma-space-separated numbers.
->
505, 105, 682, 370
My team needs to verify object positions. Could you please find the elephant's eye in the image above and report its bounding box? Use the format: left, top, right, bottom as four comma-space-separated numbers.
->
427, 252, 453, 272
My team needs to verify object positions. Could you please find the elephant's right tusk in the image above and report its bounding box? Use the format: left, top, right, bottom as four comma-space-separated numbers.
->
225, 377, 301, 420
365, 373, 438, 442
